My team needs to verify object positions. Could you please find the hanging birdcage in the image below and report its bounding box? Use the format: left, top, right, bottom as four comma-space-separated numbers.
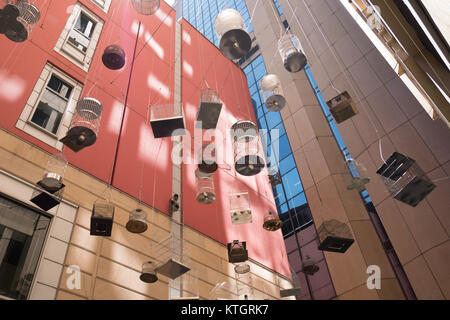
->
231, 120, 265, 176
263, 210, 282, 231
154, 234, 191, 280
229, 191, 252, 225
301, 255, 320, 276
196, 89, 223, 130
260, 74, 286, 112
29, 186, 63, 212
150, 102, 186, 138
131, 0, 160, 15
198, 142, 218, 174
0, 0, 40, 43
234, 263, 250, 274
279, 272, 302, 298
235, 269, 254, 300
140, 261, 158, 283
227, 240, 248, 263
268, 172, 282, 187
327, 91, 358, 124
209, 281, 238, 300
90, 199, 115, 237
126, 208, 148, 234
214, 9, 252, 60
60, 97, 102, 152
317, 219, 354, 253
169, 270, 200, 300
345, 158, 370, 192
376, 152, 436, 207
278, 33, 307, 73
195, 169, 215, 204
102, 44, 126, 70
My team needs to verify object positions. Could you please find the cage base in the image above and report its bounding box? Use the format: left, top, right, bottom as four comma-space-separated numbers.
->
393, 176, 436, 207
235, 155, 265, 176
329, 102, 358, 124
150, 116, 185, 138
198, 162, 218, 174
60, 126, 97, 152
284, 51, 307, 73
126, 219, 148, 234
139, 272, 158, 283
196, 101, 222, 129
155, 259, 190, 280
265, 94, 286, 112
219, 29, 252, 60
90, 216, 113, 237
196, 192, 216, 204
318, 236, 354, 253
30, 191, 60, 212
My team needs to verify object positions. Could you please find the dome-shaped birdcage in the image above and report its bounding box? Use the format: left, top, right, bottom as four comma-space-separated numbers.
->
327, 91, 358, 124
345, 157, 370, 192
38, 153, 68, 193
196, 88, 223, 130
198, 142, 218, 174
195, 169, 215, 205
263, 210, 282, 231
301, 255, 320, 276
131, 0, 160, 15
102, 44, 126, 70
126, 208, 148, 234
229, 191, 252, 225
140, 261, 158, 283
60, 97, 103, 152
0, 0, 40, 42
260, 74, 286, 112
231, 120, 265, 176
214, 9, 251, 60
278, 33, 307, 73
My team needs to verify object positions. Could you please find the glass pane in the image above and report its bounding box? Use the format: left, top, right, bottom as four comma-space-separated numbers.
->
273, 183, 286, 206
273, 134, 291, 161
47, 75, 73, 99
265, 111, 282, 130
279, 155, 296, 176
282, 169, 302, 199
75, 13, 96, 38
31, 101, 63, 134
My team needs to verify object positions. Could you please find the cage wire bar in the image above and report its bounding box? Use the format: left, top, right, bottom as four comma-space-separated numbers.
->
153, 234, 191, 280
169, 269, 199, 300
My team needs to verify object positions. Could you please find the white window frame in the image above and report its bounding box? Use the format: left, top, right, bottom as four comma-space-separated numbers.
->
54, 3, 104, 72
16, 63, 83, 151
91, 0, 112, 13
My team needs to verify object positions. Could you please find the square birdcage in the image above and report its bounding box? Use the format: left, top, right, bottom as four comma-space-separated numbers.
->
154, 235, 191, 280
229, 192, 252, 225
90, 200, 115, 236
317, 219, 354, 253
227, 240, 248, 263
327, 91, 358, 124
196, 89, 222, 130
150, 103, 185, 138
30, 186, 63, 212
169, 269, 199, 300
376, 152, 435, 207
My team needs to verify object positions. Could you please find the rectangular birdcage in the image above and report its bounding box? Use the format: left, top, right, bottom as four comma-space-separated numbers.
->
317, 219, 354, 253
196, 89, 223, 130
29, 186, 63, 212
150, 102, 186, 138
90, 201, 115, 236
154, 235, 191, 280
227, 240, 248, 263
327, 91, 358, 124
376, 152, 435, 207
169, 269, 199, 300
229, 192, 252, 225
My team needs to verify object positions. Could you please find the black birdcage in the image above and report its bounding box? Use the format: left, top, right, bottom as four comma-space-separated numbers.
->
227, 240, 248, 263
327, 91, 358, 124
140, 261, 158, 283
150, 103, 186, 138
90, 201, 115, 236
196, 89, 222, 130
317, 219, 354, 253
126, 208, 148, 234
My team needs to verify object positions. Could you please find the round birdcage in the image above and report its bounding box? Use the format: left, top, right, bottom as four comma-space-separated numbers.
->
39, 153, 68, 193
140, 261, 158, 283
234, 263, 250, 274
214, 9, 251, 60
131, 0, 160, 15
345, 158, 370, 192
198, 143, 218, 174
231, 121, 264, 176
2, 0, 40, 42
301, 255, 320, 275
102, 44, 126, 70
260, 74, 286, 112
263, 210, 282, 231
195, 169, 216, 204
278, 34, 307, 73
126, 208, 148, 234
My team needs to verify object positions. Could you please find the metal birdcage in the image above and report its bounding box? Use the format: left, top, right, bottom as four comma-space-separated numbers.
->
198, 142, 218, 174
195, 169, 215, 205
376, 152, 436, 207
260, 74, 286, 112
0, 0, 40, 42
301, 255, 320, 276
327, 91, 358, 124
60, 97, 102, 152
231, 120, 265, 176
229, 191, 252, 225
150, 103, 186, 138
196, 89, 223, 130
102, 44, 126, 70
169, 269, 199, 300
317, 219, 354, 253
126, 208, 148, 234
235, 269, 254, 300
90, 199, 115, 237
263, 210, 282, 231
209, 281, 238, 300
345, 158, 370, 192
227, 240, 248, 263
131, 0, 160, 15
234, 263, 250, 274
154, 234, 191, 280
214, 9, 251, 60
140, 261, 158, 283
278, 33, 307, 73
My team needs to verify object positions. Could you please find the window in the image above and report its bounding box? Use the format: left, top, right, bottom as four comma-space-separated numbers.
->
68, 12, 96, 53
91, 0, 112, 12
0, 195, 51, 300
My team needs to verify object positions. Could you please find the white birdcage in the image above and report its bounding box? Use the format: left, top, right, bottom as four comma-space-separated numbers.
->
209, 281, 238, 300
327, 91, 358, 124
317, 219, 354, 253
1, 0, 40, 42
196, 88, 223, 129
102, 44, 126, 70
263, 210, 282, 231
90, 198, 115, 237
154, 235, 191, 280
150, 103, 186, 138
198, 142, 217, 174
260, 74, 286, 112
126, 208, 148, 234
140, 261, 158, 283
38, 153, 68, 193
214, 9, 251, 60
236, 269, 254, 300
229, 191, 252, 225
60, 97, 102, 152
376, 152, 435, 207
278, 33, 307, 73
231, 120, 265, 176
131, 0, 160, 15
169, 269, 199, 300
345, 158, 370, 192
195, 169, 215, 205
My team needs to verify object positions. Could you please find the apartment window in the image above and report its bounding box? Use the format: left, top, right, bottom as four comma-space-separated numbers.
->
91, 0, 112, 12
68, 12, 96, 53
0, 195, 51, 300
